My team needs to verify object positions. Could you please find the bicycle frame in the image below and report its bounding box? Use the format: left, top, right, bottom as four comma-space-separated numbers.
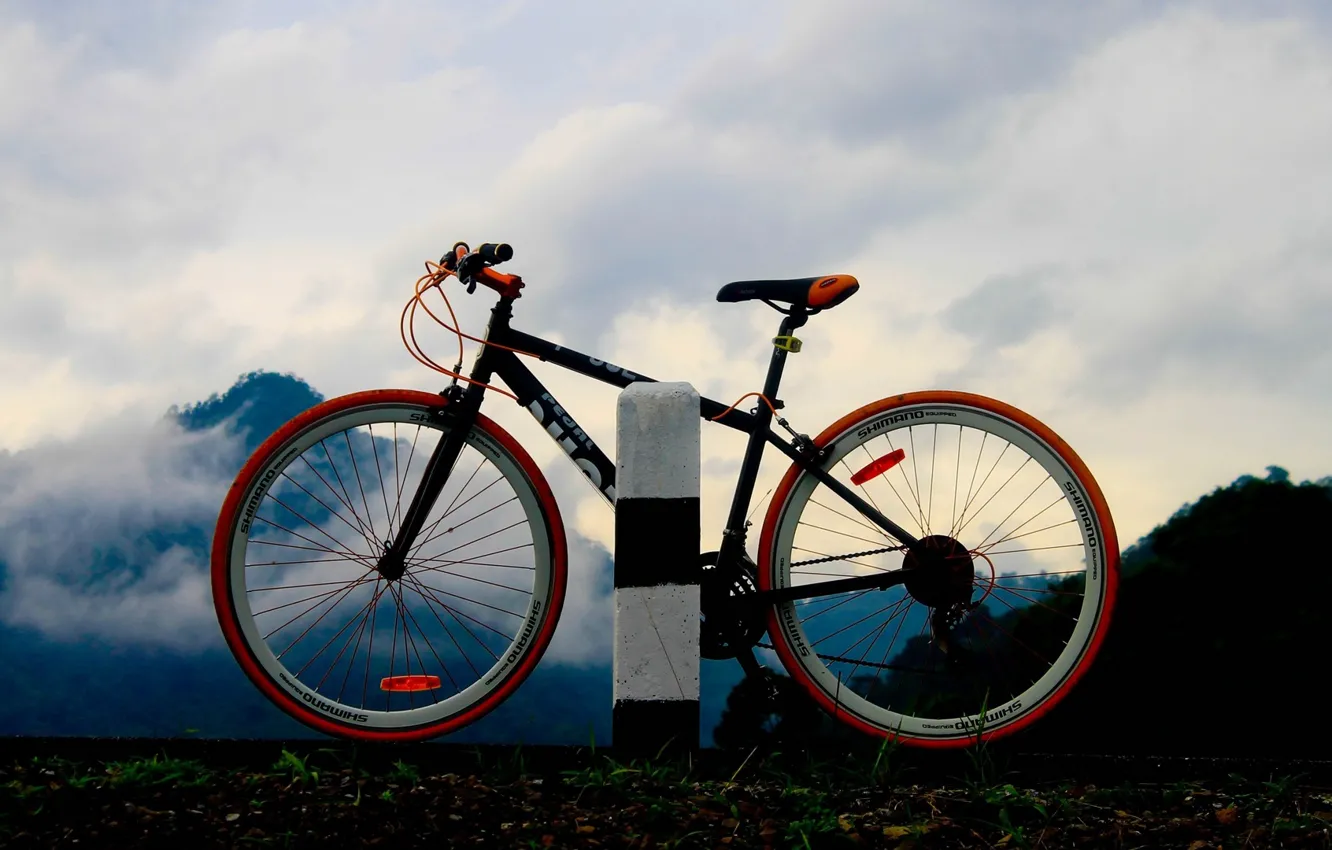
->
380, 294, 923, 607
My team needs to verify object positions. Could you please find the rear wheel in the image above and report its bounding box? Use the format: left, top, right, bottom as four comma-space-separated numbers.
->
758, 391, 1117, 747
211, 389, 566, 742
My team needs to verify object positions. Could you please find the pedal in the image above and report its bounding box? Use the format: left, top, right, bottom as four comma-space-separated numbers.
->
735, 649, 783, 707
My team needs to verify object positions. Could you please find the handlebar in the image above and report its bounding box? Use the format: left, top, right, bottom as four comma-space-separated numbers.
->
440, 241, 525, 299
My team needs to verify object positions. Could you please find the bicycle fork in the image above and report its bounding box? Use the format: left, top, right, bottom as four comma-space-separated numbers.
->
376, 384, 482, 581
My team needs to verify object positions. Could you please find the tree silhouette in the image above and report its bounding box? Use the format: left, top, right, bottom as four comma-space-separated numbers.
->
715, 467, 1332, 758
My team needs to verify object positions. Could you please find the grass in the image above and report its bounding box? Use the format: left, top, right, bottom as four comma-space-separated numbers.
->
3, 741, 1331, 848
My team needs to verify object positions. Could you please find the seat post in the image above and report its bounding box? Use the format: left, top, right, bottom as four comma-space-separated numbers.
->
761, 309, 808, 401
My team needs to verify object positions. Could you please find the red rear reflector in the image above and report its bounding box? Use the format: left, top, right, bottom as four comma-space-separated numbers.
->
850, 448, 906, 485
380, 675, 442, 692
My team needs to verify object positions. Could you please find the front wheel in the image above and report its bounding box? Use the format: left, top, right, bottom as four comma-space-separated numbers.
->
211, 389, 567, 742
758, 391, 1118, 747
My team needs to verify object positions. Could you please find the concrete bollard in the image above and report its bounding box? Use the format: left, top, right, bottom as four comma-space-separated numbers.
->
612, 381, 701, 758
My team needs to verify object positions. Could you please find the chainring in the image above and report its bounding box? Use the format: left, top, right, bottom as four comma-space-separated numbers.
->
699, 550, 767, 660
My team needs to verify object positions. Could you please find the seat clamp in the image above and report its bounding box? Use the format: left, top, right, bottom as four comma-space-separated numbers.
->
773, 335, 802, 353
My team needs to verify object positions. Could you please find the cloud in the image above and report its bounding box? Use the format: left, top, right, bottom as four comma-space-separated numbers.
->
940, 267, 1062, 351
4, 0, 1332, 599
0, 391, 622, 676
0, 414, 242, 647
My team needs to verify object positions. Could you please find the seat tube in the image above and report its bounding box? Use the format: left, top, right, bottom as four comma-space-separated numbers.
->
719, 311, 805, 561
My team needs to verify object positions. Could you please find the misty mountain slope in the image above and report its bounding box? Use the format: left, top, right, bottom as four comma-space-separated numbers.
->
0, 370, 747, 744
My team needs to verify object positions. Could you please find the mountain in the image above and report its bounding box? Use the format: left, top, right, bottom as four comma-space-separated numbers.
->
6, 369, 1323, 757
0, 370, 747, 746
715, 466, 1332, 759
1007, 465, 1332, 757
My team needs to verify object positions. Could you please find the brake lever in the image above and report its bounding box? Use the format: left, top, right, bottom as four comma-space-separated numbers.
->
459, 253, 482, 294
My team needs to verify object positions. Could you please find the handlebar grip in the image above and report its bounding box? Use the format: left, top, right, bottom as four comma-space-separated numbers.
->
440, 242, 469, 270
476, 243, 513, 264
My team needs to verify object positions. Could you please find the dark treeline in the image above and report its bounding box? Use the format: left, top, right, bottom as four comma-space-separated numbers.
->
715, 467, 1332, 759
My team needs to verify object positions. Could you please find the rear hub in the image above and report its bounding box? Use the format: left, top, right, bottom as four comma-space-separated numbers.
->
902, 534, 975, 608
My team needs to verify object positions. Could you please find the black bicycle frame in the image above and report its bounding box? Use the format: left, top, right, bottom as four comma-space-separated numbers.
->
380, 294, 922, 605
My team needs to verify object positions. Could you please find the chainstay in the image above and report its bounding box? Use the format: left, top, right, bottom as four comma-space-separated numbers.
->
755, 641, 959, 676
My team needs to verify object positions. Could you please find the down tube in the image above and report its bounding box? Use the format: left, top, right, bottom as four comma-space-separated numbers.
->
492, 350, 618, 504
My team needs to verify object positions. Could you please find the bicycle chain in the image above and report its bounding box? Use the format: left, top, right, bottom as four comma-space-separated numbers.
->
790, 544, 907, 567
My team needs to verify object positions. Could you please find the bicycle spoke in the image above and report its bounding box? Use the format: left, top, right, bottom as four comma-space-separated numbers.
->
848, 445, 922, 539
974, 513, 1076, 555
981, 543, 1086, 557
951, 424, 962, 536
909, 427, 926, 534
401, 572, 491, 685
981, 583, 1079, 618
828, 594, 913, 662
252, 571, 374, 620
410, 540, 534, 568
404, 577, 528, 623
246, 554, 370, 568
970, 473, 1052, 553
955, 455, 1032, 542
884, 432, 927, 533
794, 588, 876, 624
422, 516, 529, 563
406, 576, 504, 662
796, 520, 896, 549
387, 424, 423, 536
927, 424, 938, 536
369, 424, 396, 543
312, 440, 379, 552
269, 572, 376, 656
391, 583, 456, 707
287, 457, 381, 555
314, 585, 388, 693
408, 474, 506, 558
870, 595, 916, 697
407, 565, 531, 598
336, 577, 387, 706
260, 492, 376, 566
808, 497, 892, 540
810, 595, 913, 650
249, 578, 375, 594
298, 584, 388, 682
950, 432, 995, 539
837, 603, 904, 686
344, 430, 381, 550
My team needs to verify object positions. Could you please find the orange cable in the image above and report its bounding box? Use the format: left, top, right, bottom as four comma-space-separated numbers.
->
403, 260, 786, 419
709, 391, 780, 421
398, 260, 548, 402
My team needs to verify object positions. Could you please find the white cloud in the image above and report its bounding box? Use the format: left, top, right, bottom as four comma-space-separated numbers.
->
0, 415, 240, 646
3, 0, 1332, 658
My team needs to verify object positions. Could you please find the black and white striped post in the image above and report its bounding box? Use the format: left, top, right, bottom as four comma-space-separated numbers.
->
612, 381, 701, 758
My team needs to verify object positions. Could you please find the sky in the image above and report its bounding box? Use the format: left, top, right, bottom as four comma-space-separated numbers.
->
3, 0, 1332, 656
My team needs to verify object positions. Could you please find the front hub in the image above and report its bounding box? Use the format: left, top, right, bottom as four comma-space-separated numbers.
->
377, 544, 407, 582
901, 534, 975, 608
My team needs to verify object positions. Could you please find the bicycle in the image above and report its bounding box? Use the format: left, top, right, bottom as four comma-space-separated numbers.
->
211, 240, 1119, 748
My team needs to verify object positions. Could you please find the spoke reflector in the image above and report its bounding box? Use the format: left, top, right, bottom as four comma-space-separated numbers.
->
850, 448, 906, 485
380, 675, 442, 692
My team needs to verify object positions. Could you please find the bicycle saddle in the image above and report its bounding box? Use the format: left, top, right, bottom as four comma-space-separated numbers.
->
716, 274, 860, 311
